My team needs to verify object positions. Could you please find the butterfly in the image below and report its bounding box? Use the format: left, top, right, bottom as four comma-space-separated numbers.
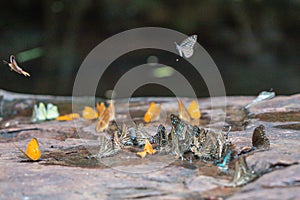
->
96, 100, 115, 132
136, 139, 156, 158
82, 106, 98, 120
31, 102, 60, 122
178, 99, 201, 122
3, 55, 30, 77
97, 136, 120, 158
14, 138, 41, 161
228, 156, 257, 187
252, 124, 270, 150
144, 102, 161, 123
244, 90, 275, 109
56, 113, 80, 121
175, 35, 197, 58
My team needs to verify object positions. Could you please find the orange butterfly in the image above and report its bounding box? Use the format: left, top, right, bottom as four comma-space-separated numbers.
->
15, 138, 41, 161
56, 113, 80, 121
96, 100, 115, 132
178, 99, 201, 122
82, 106, 98, 120
144, 102, 161, 123
137, 139, 156, 158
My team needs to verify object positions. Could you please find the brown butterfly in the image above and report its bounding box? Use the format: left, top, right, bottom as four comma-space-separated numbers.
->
252, 125, 270, 150
3, 55, 30, 77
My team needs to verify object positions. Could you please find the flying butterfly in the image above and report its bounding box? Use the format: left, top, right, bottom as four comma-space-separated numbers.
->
175, 35, 197, 58
14, 138, 41, 161
3, 55, 30, 77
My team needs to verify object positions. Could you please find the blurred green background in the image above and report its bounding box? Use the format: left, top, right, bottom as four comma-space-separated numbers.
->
0, 0, 299, 98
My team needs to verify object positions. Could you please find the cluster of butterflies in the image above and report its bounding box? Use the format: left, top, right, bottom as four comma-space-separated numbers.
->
81, 100, 115, 132
144, 99, 201, 123
31, 102, 60, 122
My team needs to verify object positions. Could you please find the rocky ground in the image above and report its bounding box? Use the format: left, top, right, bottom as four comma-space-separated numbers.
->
0, 90, 299, 199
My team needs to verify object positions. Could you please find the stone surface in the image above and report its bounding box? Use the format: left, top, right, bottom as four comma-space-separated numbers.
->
0, 90, 299, 199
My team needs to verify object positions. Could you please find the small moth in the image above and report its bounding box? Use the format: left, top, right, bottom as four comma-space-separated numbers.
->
3, 55, 30, 77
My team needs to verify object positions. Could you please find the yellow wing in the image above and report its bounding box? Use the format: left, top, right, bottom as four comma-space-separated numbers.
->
178, 99, 191, 122
25, 138, 41, 161
188, 100, 201, 119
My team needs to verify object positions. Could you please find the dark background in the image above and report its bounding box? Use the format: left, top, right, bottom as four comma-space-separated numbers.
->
0, 0, 299, 98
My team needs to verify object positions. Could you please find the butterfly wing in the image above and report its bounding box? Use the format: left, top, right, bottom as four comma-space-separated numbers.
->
38, 102, 47, 121
182, 47, 194, 58
188, 100, 201, 119
82, 106, 98, 120
97, 136, 119, 158
96, 108, 110, 132
175, 42, 183, 57
46, 103, 60, 120
25, 138, 41, 161
252, 125, 270, 150
178, 99, 191, 122
144, 102, 161, 123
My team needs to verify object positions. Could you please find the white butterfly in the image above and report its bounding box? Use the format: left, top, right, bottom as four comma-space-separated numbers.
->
31, 102, 60, 122
244, 90, 275, 109
175, 35, 197, 58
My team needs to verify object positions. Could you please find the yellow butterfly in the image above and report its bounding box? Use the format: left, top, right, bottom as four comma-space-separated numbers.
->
178, 99, 201, 122
82, 106, 98, 120
144, 102, 161, 123
15, 138, 41, 161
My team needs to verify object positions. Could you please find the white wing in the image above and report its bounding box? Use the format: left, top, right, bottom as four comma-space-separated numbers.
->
182, 46, 194, 58
175, 35, 197, 58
